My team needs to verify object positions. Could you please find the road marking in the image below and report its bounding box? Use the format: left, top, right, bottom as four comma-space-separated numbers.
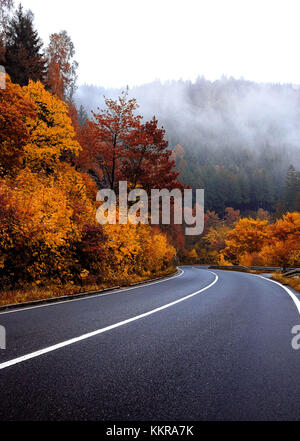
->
193, 266, 300, 316
253, 274, 300, 316
0, 269, 185, 316
0, 271, 218, 370
195, 267, 300, 316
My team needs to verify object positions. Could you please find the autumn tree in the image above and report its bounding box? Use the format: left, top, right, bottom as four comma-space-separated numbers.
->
46, 30, 78, 101
182, 207, 240, 265
1, 170, 75, 285
0, 182, 19, 272
75, 224, 106, 283
259, 212, 300, 268
205, 224, 232, 255
101, 223, 175, 284
4, 5, 45, 86
68, 103, 103, 187
22, 80, 81, 173
121, 116, 182, 191
217, 211, 300, 268
0, 168, 82, 286
0, 74, 35, 177
91, 89, 142, 190
90, 89, 181, 192
220, 217, 269, 265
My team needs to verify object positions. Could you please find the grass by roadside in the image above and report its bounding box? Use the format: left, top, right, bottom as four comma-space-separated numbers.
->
271, 274, 300, 293
0, 266, 178, 307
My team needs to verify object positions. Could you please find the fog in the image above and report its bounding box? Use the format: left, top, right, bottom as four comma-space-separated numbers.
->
75, 77, 300, 177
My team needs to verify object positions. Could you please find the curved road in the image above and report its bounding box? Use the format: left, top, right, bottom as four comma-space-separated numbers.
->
0, 267, 299, 421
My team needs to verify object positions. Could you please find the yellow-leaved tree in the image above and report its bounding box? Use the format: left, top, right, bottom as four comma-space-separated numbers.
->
0, 75, 35, 177
219, 218, 269, 265
219, 213, 300, 268
101, 223, 176, 284
259, 212, 300, 268
22, 80, 81, 173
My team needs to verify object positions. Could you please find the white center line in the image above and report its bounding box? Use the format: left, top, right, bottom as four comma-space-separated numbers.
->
0, 271, 218, 371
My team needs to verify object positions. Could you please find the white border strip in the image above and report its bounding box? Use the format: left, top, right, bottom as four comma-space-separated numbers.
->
0, 269, 185, 316
194, 266, 300, 316
0, 272, 218, 370
253, 274, 300, 315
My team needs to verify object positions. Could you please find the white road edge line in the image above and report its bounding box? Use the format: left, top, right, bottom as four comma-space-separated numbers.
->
0, 269, 185, 316
194, 267, 300, 316
252, 273, 300, 316
0, 271, 218, 371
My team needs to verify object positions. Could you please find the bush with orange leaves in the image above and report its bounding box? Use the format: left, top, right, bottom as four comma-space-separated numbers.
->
259, 212, 300, 268
101, 223, 176, 285
219, 212, 300, 268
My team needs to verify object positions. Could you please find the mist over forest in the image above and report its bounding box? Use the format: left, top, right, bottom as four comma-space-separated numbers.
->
75, 77, 300, 214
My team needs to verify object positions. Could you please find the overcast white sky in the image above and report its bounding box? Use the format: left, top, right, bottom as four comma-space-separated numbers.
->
20, 0, 300, 88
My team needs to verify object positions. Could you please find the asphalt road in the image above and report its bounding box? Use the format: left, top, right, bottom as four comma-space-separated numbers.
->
0, 266, 299, 421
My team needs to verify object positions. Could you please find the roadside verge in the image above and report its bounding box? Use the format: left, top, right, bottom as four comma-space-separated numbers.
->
0, 268, 180, 313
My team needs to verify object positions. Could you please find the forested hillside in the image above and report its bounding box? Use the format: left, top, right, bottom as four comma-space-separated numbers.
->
76, 78, 300, 215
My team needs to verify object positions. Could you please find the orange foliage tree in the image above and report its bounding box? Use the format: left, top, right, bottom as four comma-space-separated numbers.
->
88, 89, 181, 192
0, 75, 35, 177
22, 80, 81, 173
219, 212, 300, 268
46, 31, 78, 101
91, 89, 142, 190
259, 212, 300, 268
220, 218, 269, 265
101, 223, 176, 284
